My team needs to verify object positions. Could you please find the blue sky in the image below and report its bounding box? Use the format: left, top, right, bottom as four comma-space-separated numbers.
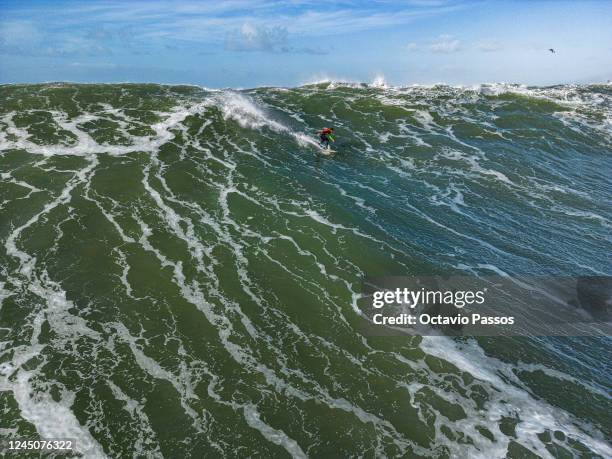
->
1, 0, 611, 87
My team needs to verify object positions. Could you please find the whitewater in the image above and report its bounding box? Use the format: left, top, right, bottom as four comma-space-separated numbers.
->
0, 82, 610, 458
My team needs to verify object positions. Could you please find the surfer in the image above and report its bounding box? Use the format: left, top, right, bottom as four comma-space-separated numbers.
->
317, 127, 335, 149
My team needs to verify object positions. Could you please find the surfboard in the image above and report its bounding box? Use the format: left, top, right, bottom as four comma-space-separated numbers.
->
319, 147, 336, 156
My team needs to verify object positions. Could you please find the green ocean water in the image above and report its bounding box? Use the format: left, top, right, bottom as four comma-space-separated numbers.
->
0, 82, 610, 458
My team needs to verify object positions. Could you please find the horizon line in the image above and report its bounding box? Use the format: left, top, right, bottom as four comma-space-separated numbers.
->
1, 79, 611, 91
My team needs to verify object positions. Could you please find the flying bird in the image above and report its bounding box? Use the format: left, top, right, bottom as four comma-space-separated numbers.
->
548, 48, 555, 53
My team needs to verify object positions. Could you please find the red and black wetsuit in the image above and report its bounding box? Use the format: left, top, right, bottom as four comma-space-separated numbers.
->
319, 128, 333, 146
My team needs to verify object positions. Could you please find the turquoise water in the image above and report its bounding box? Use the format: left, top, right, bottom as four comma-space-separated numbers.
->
0, 82, 610, 457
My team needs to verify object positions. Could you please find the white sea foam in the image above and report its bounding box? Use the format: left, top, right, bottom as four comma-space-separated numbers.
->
370, 74, 389, 88
243, 405, 307, 459
420, 337, 612, 458
11, 371, 107, 458
106, 380, 162, 456
212, 91, 320, 149
2, 157, 107, 457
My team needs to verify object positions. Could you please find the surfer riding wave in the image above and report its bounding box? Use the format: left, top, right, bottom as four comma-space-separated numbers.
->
317, 127, 335, 149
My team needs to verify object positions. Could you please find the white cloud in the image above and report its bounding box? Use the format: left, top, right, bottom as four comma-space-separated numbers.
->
477, 40, 503, 52
70, 61, 118, 68
0, 20, 116, 57
429, 34, 460, 53
2, 1, 471, 42
224, 23, 328, 54
225, 23, 288, 52
0, 21, 42, 51
406, 42, 419, 51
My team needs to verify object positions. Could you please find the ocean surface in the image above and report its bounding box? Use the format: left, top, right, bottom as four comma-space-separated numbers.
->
0, 82, 610, 458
